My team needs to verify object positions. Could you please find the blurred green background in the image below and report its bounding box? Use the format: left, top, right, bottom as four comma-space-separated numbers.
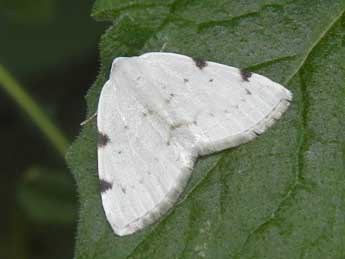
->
0, 0, 105, 258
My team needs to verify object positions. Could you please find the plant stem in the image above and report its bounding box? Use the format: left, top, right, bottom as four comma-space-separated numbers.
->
0, 64, 69, 158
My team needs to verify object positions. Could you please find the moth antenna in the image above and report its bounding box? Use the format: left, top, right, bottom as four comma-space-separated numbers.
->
160, 42, 167, 52
80, 111, 98, 126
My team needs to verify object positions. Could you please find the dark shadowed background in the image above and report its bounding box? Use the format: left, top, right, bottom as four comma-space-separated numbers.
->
0, 1, 105, 258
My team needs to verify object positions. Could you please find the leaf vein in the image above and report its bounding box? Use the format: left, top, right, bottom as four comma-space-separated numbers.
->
231, 9, 345, 258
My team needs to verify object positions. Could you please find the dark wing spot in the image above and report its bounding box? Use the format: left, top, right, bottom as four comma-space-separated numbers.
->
100, 179, 112, 193
118, 150, 122, 154
170, 122, 184, 130
209, 78, 214, 82
124, 125, 129, 130
253, 130, 262, 136
98, 131, 110, 147
148, 109, 154, 115
170, 93, 175, 98
184, 78, 189, 82
240, 69, 252, 81
121, 186, 126, 194
192, 58, 207, 69
142, 112, 147, 117
245, 88, 252, 95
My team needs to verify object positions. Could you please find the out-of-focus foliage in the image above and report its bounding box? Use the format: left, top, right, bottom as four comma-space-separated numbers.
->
0, 0, 104, 259
0, 0, 56, 23
17, 167, 77, 225
0, 0, 104, 77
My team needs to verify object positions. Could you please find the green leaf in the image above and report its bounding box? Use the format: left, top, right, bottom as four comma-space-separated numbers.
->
67, 1, 345, 258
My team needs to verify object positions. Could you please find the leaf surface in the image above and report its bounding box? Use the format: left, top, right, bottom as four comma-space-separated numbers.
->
67, 1, 345, 258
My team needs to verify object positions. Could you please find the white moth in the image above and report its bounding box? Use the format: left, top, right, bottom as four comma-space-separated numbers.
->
97, 52, 292, 236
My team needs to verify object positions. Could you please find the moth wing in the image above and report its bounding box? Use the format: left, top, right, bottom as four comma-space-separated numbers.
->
97, 53, 292, 236
138, 52, 292, 155
97, 63, 195, 236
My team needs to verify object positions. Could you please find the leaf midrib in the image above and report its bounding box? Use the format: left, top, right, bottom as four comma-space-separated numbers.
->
231, 7, 345, 258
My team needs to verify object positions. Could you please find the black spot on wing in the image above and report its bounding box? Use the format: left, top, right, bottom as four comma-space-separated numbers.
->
192, 58, 207, 69
240, 69, 252, 81
245, 88, 252, 95
100, 179, 112, 193
98, 131, 110, 147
